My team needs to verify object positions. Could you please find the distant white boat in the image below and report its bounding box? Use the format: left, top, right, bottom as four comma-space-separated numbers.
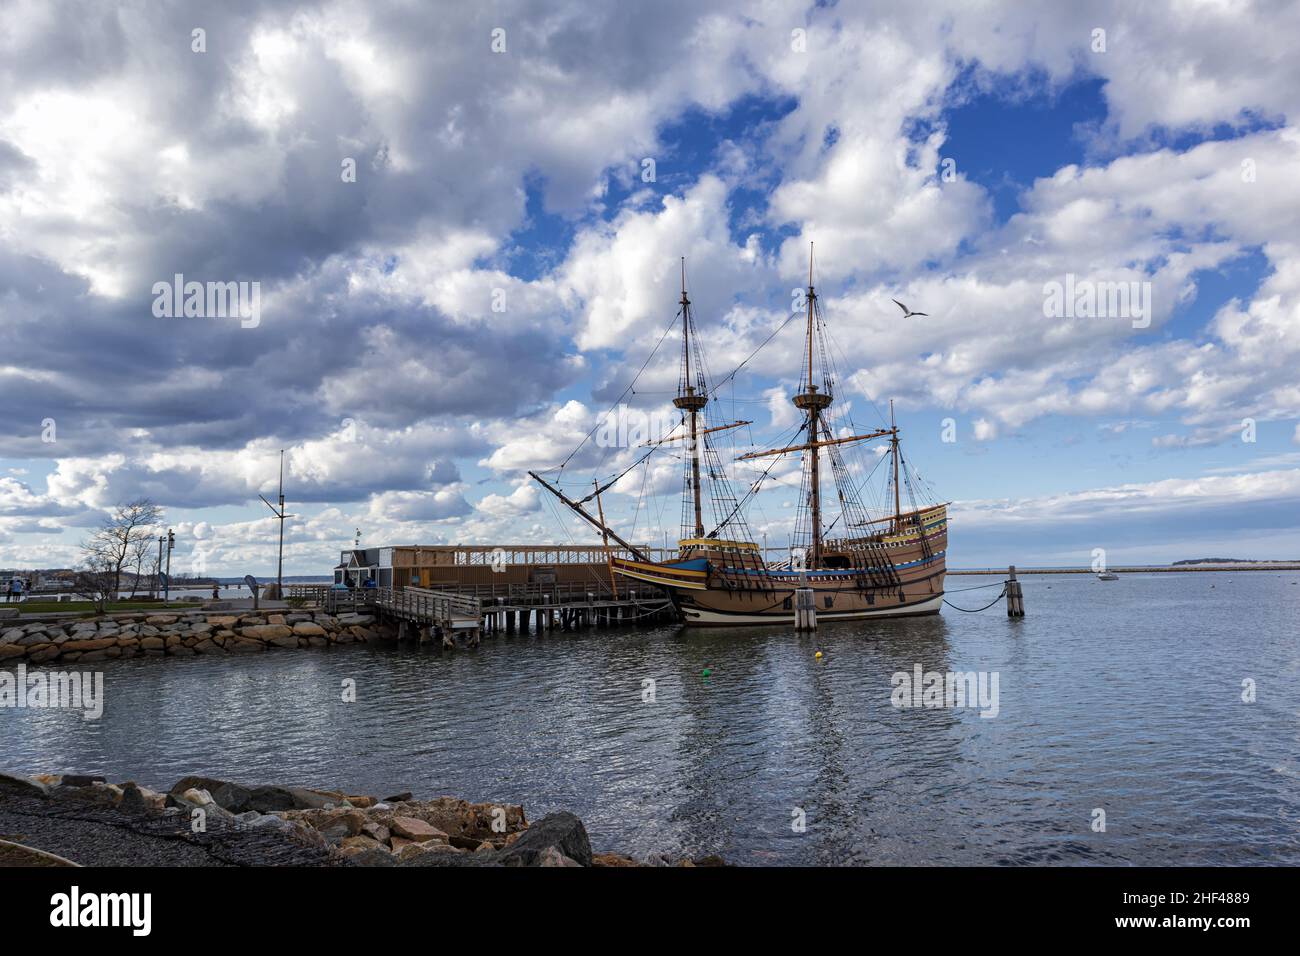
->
1097, 572, 1119, 581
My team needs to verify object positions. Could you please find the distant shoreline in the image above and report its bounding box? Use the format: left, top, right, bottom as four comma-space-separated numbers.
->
949, 563, 1300, 575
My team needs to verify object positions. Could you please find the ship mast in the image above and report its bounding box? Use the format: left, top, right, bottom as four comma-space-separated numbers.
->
530, 259, 752, 560
674, 257, 707, 539
793, 243, 833, 568
735, 245, 904, 549
890, 399, 901, 529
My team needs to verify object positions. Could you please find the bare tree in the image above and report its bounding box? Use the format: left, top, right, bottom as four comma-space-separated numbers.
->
127, 533, 154, 598
80, 498, 164, 601
73, 563, 119, 614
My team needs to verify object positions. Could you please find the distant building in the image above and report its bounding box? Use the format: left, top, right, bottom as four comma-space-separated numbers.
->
333, 548, 386, 588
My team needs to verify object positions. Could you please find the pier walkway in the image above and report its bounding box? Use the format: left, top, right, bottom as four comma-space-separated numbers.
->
313, 583, 676, 647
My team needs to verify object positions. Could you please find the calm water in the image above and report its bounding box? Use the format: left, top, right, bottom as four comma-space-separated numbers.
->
4, 572, 1298, 865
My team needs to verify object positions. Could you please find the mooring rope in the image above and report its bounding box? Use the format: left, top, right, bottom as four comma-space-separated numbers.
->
943, 586, 1007, 612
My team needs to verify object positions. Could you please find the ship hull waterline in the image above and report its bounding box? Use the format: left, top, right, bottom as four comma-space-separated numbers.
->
612, 505, 949, 628
674, 591, 944, 626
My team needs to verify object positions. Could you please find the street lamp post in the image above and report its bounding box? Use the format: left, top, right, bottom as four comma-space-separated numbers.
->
155, 535, 164, 599
164, 529, 174, 601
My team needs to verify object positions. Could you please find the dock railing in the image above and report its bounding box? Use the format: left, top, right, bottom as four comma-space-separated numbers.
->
403, 586, 481, 619
287, 584, 332, 606
324, 586, 478, 624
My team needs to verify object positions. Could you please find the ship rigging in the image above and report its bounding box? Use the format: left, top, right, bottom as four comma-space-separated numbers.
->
531, 246, 950, 625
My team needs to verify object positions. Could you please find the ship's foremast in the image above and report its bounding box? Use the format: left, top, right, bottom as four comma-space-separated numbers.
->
792, 246, 833, 567
529, 258, 750, 562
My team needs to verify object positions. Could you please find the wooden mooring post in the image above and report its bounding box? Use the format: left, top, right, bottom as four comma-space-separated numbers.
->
794, 587, 817, 630
1006, 565, 1025, 617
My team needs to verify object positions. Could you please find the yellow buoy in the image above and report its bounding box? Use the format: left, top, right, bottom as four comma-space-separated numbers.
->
815, 651, 823, 659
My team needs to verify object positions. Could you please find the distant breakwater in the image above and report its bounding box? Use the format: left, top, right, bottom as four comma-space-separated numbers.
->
948, 563, 1300, 574
0, 609, 394, 666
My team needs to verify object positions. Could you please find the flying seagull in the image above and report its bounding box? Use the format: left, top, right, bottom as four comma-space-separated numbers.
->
892, 299, 928, 318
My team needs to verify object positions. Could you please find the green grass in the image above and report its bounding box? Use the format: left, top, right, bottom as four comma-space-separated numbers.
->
7, 600, 197, 615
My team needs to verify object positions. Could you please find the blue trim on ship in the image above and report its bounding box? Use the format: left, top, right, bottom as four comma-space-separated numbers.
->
719, 550, 946, 577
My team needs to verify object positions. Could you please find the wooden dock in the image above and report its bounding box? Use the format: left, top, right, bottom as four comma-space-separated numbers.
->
317, 584, 676, 648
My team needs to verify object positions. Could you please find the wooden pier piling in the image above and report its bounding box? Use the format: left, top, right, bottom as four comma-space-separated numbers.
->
1006, 566, 1025, 617
795, 587, 817, 630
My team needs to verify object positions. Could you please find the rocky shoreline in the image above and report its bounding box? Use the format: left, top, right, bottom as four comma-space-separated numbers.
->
0, 608, 394, 666
0, 771, 722, 867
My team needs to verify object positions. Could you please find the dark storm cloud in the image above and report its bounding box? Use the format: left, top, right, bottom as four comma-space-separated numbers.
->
0, 246, 571, 459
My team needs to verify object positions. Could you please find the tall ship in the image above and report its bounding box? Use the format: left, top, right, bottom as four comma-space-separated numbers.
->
533, 247, 948, 626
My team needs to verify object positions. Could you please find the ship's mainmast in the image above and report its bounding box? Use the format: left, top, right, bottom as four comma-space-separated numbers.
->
792, 244, 833, 568
890, 399, 902, 530
700, 244, 918, 559
674, 258, 708, 539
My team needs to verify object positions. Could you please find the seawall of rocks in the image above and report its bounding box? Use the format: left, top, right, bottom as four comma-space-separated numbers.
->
0, 771, 722, 867
0, 608, 393, 666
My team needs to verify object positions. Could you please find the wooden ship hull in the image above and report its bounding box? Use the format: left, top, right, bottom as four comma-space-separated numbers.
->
613, 505, 947, 625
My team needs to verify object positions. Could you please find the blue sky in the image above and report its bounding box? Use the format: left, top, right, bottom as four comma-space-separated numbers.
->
2, 0, 1299, 575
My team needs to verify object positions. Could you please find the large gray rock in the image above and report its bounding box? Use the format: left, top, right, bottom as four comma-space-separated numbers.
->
0, 771, 50, 798
243, 785, 339, 813
119, 781, 148, 814
16, 631, 52, 646
211, 782, 253, 813
235, 812, 297, 835
61, 774, 107, 788
495, 812, 592, 867
52, 782, 122, 807
169, 775, 233, 796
